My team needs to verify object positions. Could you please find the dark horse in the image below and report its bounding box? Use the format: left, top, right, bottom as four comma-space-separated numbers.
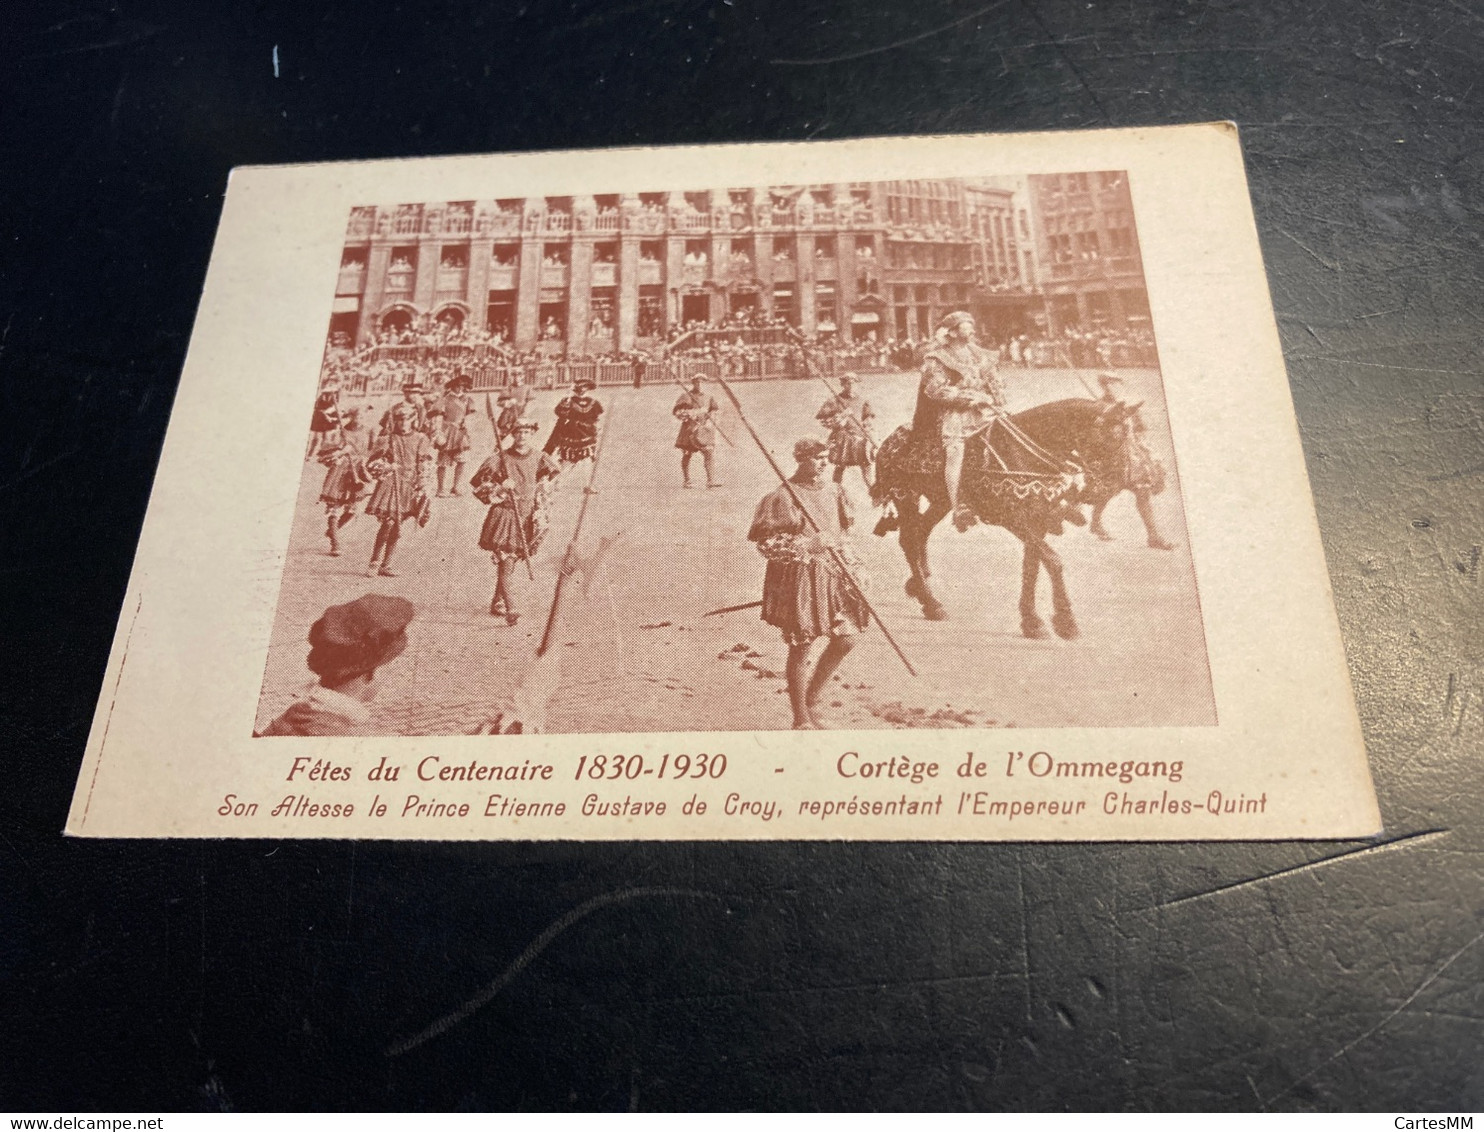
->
871, 397, 1147, 639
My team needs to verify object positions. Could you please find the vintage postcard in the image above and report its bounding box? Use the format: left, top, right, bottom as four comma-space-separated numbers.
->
65, 124, 1381, 840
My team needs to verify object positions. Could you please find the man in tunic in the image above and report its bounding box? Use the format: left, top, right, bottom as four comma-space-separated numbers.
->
816, 371, 876, 489
672, 375, 721, 488
379, 378, 430, 439
1091, 373, 1174, 550
258, 594, 414, 736
748, 437, 870, 730
471, 418, 560, 625
316, 407, 369, 557
305, 377, 342, 461
434, 372, 475, 496
364, 400, 434, 577
495, 388, 528, 448
912, 311, 1007, 532
544, 378, 604, 471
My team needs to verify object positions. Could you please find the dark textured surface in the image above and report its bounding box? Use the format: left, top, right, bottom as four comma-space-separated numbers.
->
2, 0, 1481, 1112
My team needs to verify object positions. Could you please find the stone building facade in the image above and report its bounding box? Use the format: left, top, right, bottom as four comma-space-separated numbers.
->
1025, 171, 1150, 334
327, 179, 986, 355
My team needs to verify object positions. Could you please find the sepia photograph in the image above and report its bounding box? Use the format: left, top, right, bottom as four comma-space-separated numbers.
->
255, 173, 1215, 737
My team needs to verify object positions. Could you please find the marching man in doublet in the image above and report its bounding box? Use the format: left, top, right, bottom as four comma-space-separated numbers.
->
913, 311, 1006, 531
316, 407, 369, 557
496, 388, 528, 448
816, 371, 876, 489
672, 376, 722, 488
306, 377, 342, 461
748, 437, 870, 730
471, 418, 560, 625
434, 373, 475, 496
364, 400, 433, 577
544, 378, 604, 474
1092, 372, 1174, 550
379, 379, 431, 439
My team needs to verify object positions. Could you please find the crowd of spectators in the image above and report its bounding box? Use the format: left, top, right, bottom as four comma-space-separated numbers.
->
1004, 324, 1157, 368
321, 310, 1159, 400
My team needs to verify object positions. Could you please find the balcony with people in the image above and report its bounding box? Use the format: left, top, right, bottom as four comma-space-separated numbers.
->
489, 247, 519, 290
543, 197, 573, 235
540, 244, 569, 288
639, 242, 663, 285
392, 204, 423, 236
337, 250, 367, 295
440, 202, 474, 235
436, 246, 469, 293
384, 249, 417, 294
593, 194, 621, 233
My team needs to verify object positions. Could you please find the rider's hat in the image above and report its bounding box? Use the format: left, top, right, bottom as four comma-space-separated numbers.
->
938, 310, 975, 332
511, 417, 540, 433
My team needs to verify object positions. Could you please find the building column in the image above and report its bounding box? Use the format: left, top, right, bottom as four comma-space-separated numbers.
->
466, 237, 493, 335
617, 205, 641, 352
413, 235, 438, 322
796, 232, 816, 337
514, 230, 542, 350
567, 236, 593, 356
360, 239, 393, 347
710, 230, 729, 324
756, 232, 775, 317
1074, 289, 1090, 328
836, 231, 858, 343
664, 232, 685, 332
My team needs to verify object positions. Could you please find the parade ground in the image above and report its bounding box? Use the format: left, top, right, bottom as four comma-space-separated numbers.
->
254, 367, 1215, 735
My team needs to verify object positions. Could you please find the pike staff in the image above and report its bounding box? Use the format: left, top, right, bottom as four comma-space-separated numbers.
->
538, 391, 620, 659
715, 378, 918, 679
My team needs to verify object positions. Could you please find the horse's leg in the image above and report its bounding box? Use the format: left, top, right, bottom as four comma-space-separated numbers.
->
900, 499, 926, 602
915, 498, 951, 620
1019, 537, 1049, 639
1089, 496, 1114, 540
1135, 490, 1175, 550
1041, 538, 1080, 640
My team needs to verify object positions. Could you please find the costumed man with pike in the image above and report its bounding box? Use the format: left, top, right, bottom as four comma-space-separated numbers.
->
364, 399, 434, 577
496, 388, 529, 449
748, 437, 870, 730
471, 417, 559, 625
673, 375, 723, 488
316, 406, 369, 557
434, 372, 474, 496
544, 378, 604, 479
816, 371, 876, 490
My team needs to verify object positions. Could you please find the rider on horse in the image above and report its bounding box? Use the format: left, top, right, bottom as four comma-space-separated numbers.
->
913, 311, 1007, 532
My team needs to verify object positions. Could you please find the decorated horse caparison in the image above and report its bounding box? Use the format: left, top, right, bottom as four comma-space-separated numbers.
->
871, 396, 1152, 639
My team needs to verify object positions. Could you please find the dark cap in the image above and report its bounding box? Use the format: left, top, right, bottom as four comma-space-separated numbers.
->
306, 594, 414, 684
793, 437, 829, 461
573, 379, 597, 393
